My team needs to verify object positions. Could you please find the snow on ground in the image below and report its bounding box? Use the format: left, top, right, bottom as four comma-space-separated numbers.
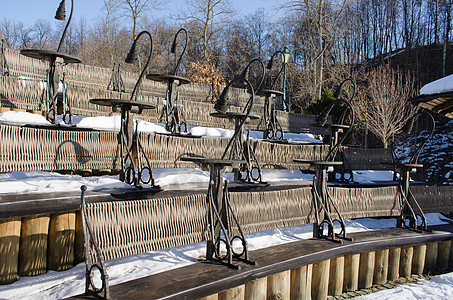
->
356, 271, 453, 300
419, 74, 453, 95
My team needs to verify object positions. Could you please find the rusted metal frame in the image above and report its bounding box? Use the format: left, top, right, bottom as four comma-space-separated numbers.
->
305, 89, 355, 242
44, 57, 72, 125
80, 185, 110, 300
119, 108, 137, 185
243, 131, 263, 183
45, 58, 58, 124
312, 164, 350, 243
118, 108, 155, 187
133, 125, 156, 186
205, 163, 253, 268
161, 83, 188, 134
107, 63, 125, 93
262, 96, 284, 140
395, 111, 435, 232
396, 166, 427, 232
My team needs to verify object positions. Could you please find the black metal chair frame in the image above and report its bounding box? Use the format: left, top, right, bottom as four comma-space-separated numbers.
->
107, 63, 125, 93
151, 28, 190, 135
262, 93, 284, 140
181, 75, 257, 268
295, 90, 355, 242
396, 110, 435, 232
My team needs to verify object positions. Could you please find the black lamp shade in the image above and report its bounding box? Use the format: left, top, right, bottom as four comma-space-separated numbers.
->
266, 58, 274, 70
215, 86, 230, 113
170, 40, 177, 54
125, 41, 138, 63
55, 0, 66, 20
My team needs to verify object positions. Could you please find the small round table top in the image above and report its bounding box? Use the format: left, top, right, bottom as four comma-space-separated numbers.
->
256, 89, 284, 97
180, 157, 245, 165
293, 159, 343, 166
210, 111, 260, 120
20, 49, 81, 64
146, 73, 191, 85
89, 98, 156, 110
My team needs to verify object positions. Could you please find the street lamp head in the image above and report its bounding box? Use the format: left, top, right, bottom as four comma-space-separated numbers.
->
267, 50, 284, 70
281, 46, 290, 64
55, 0, 66, 20
125, 40, 139, 63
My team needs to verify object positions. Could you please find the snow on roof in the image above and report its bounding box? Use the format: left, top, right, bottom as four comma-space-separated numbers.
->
420, 74, 453, 95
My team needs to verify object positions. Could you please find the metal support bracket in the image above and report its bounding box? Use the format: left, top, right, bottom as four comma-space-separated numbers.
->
119, 112, 157, 188
80, 185, 110, 300
396, 164, 429, 232
203, 163, 254, 268
311, 162, 351, 243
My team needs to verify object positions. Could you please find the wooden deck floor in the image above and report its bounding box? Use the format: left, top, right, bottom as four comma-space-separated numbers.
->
68, 224, 453, 300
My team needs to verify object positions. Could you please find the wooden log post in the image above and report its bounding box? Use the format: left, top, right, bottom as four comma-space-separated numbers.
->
290, 264, 312, 300
450, 239, 453, 268
359, 251, 375, 289
400, 246, 414, 277
437, 240, 451, 271
74, 211, 84, 264
311, 260, 330, 300
424, 242, 438, 274
399, 246, 413, 278
267, 270, 290, 300
0, 218, 21, 284
343, 253, 360, 292
373, 249, 389, 285
19, 215, 50, 276
47, 212, 76, 271
387, 247, 401, 281
218, 285, 245, 300
245, 277, 267, 300
412, 244, 427, 275
328, 256, 344, 296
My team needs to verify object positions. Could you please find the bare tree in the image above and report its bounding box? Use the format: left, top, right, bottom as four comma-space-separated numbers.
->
354, 65, 418, 148
282, 0, 348, 100
119, 0, 163, 39
178, 0, 234, 62
30, 19, 53, 49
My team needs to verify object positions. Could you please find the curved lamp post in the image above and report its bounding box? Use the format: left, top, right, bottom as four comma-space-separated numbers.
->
171, 28, 188, 76
125, 30, 153, 102
55, 0, 73, 52
146, 28, 191, 134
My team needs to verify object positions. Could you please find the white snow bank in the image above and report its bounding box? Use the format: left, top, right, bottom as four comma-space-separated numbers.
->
419, 74, 453, 95
0, 111, 50, 126
0, 111, 323, 143
356, 270, 453, 300
0, 169, 316, 195
0, 171, 131, 194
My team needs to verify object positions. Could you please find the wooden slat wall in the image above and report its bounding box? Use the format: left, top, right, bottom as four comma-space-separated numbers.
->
1, 48, 331, 134
0, 123, 329, 172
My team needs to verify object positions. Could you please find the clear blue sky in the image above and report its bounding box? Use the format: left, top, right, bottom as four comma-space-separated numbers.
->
0, 0, 277, 27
